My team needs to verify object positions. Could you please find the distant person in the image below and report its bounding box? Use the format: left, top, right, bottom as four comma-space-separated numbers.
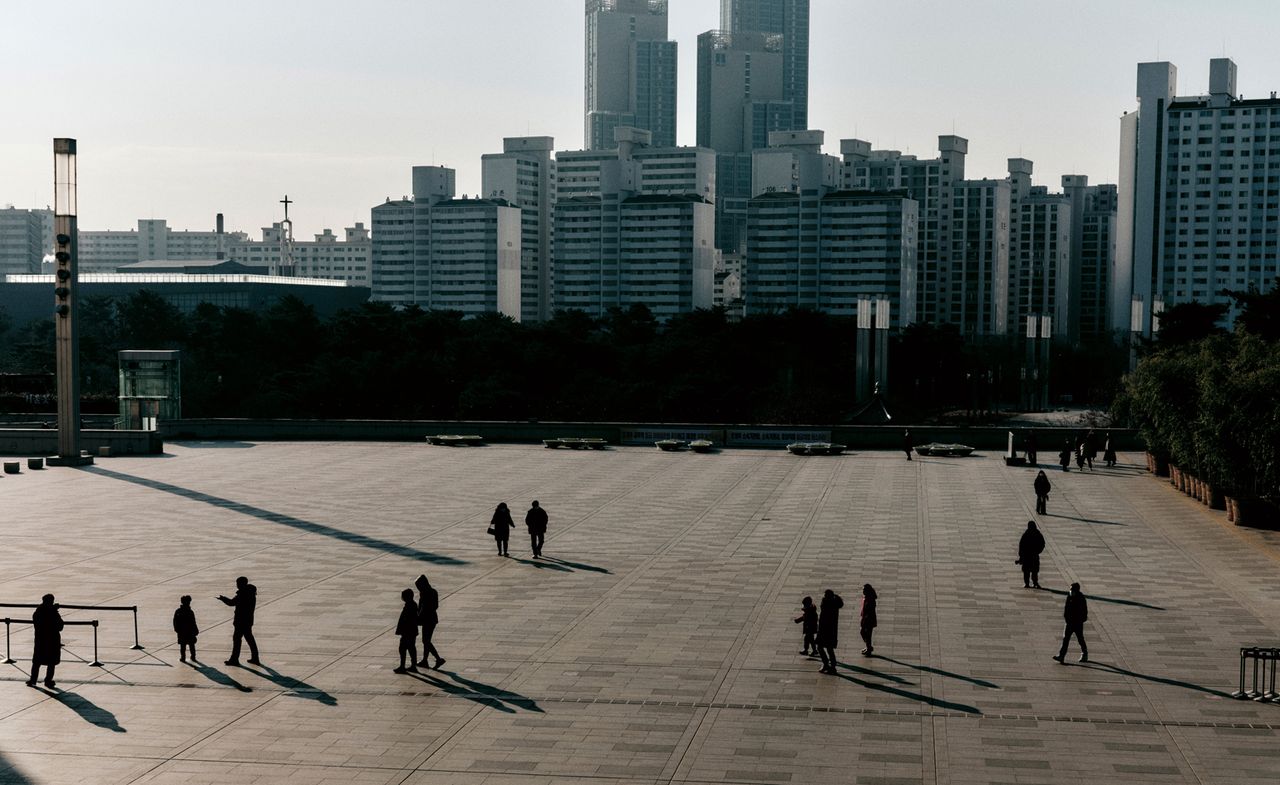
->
490, 502, 514, 557
1083, 429, 1098, 470
525, 500, 548, 558
1058, 440, 1072, 472
1053, 582, 1089, 663
1033, 470, 1051, 515
816, 589, 844, 674
1025, 431, 1038, 466
173, 595, 199, 663
218, 576, 260, 666
902, 430, 914, 461
860, 584, 878, 656
394, 588, 419, 674
26, 594, 63, 688
1103, 432, 1117, 468
794, 596, 818, 657
1017, 521, 1045, 588
415, 574, 446, 670
1074, 438, 1086, 470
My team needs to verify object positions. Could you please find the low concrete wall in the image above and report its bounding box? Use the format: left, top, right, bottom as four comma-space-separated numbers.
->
0, 429, 164, 457
163, 418, 1140, 452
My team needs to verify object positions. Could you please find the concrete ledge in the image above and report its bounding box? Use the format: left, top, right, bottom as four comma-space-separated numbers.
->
0, 429, 164, 457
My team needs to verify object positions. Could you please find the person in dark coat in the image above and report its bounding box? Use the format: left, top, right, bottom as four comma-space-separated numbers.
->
1053, 582, 1089, 663
415, 574, 446, 670
1103, 432, 1117, 468
816, 589, 844, 674
490, 503, 514, 556
173, 595, 200, 663
1025, 431, 1038, 466
794, 596, 818, 657
1059, 440, 1072, 472
1017, 521, 1046, 588
218, 576, 260, 666
1083, 429, 1098, 470
1033, 470, 1052, 515
27, 594, 63, 688
902, 430, 914, 461
525, 500, 549, 558
859, 584, 878, 656
394, 588, 419, 674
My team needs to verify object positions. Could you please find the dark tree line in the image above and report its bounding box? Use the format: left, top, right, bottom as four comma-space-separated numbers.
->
0, 291, 1130, 423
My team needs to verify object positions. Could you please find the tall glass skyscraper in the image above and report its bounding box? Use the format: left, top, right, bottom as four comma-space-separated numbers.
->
721, 0, 809, 131
584, 0, 677, 150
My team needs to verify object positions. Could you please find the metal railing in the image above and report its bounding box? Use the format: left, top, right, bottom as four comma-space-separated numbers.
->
0, 603, 143, 649
3, 618, 102, 667
1233, 647, 1279, 701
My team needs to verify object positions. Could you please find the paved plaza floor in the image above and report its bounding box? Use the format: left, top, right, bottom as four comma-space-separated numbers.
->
0, 441, 1278, 784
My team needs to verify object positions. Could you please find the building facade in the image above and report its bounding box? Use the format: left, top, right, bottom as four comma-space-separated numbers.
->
0, 207, 48, 277
585, 0, 677, 150
482, 137, 557, 322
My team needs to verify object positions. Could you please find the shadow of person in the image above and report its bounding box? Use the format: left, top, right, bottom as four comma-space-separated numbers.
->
41, 687, 127, 732
1046, 513, 1126, 526
190, 660, 253, 693
513, 557, 571, 573
538, 556, 612, 574
1041, 587, 1164, 611
831, 659, 913, 685
407, 669, 543, 713
828, 670, 982, 715
406, 670, 516, 713
243, 663, 336, 705
1075, 661, 1233, 698
871, 656, 1001, 689
441, 669, 544, 713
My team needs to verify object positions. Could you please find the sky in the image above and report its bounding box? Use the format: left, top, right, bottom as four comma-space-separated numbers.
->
2, 0, 1279, 237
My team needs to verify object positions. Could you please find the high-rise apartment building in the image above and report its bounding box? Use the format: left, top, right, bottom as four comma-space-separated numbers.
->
553, 128, 715, 319
0, 207, 48, 276
1117, 58, 1280, 334
745, 132, 919, 325
1067, 179, 1118, 341
482, 137, 557, 322
720, 0, 809, 131
371, 197, 416, 306
585, 0, 677, 150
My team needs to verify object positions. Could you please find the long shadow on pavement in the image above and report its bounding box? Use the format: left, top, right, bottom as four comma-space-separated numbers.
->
188, 660, 253, 692
538, 556, 611, 574
1047, 513, 1126, 526
405, 669, 543, 714
830, 670, 982, 715
871, 655, 1001, 689
1075, 661, 1234, 698
0, 752, 35, 784
80, 466, 467, 566
1041, 587, 1164, 611
239, 662, 336, 705
831, 659, 913, 685
39, 687, 127, 732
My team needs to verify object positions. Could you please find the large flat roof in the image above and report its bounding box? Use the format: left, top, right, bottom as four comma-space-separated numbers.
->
0, 442, 1275, 783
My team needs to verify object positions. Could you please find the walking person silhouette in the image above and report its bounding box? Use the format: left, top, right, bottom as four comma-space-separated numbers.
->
859, 584, 878, 656
394, 588, 419, 674
415, 574, 446, 670
1053, 582, 1089, 663
218, 576, 260, 666
490, 503, 514, 557
816, 589, 844, 674
173, 595, 200, 663
1018, 521, 1046, 588
525, 500, 548, 558
26, 594, 63, 688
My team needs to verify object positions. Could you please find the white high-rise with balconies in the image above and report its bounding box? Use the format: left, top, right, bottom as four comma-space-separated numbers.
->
585, 0, 677, 151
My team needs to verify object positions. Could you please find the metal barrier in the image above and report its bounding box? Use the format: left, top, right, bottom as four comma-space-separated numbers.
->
1232, 647, 1280, 701
3, 618, 102, 667
0, 603, 143, 649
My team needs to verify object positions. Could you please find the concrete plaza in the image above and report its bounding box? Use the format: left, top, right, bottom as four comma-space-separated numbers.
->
0, 442, 1277, 784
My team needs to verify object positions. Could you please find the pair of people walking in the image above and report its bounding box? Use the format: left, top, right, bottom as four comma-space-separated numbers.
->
796, 585, 878, 674
394, 574, 446, 673
489, 501, 549, 558
1010, 526, 1091, 663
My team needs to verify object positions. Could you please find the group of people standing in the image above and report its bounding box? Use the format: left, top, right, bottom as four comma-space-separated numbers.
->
488, 501, 548, 558
795, 585, 877, 674
1023, 429, 1117, 472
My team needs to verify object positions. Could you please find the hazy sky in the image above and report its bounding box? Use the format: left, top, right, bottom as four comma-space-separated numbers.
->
3, 0, 1279, 237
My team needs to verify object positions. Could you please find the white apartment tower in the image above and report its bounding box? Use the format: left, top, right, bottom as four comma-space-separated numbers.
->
585, 0, 677, 150
482, 137, 556, 322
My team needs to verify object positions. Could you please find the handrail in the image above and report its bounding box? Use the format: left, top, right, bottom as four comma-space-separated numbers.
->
0, 603, 143, 649
3, 618, 102, 667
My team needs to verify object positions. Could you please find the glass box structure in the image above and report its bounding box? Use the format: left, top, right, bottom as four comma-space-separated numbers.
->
118, 350, 180, 430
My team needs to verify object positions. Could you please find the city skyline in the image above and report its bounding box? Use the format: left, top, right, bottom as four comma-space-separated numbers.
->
3, 0, 1279, 237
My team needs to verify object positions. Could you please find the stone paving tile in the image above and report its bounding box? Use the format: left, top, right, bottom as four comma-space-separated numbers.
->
0, 444, 1278, 785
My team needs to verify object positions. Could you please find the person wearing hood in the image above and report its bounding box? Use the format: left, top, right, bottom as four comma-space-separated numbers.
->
1017, 521, 1046, 588
816, 589, 844, 674
415, 574, 446, 670
26, 594, 63, 688
218, 576, 260, 666
1033, 470, 1052, 515
490, 503, 514, 557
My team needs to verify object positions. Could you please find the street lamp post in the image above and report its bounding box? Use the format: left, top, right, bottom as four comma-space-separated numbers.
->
48, 138, 93, 467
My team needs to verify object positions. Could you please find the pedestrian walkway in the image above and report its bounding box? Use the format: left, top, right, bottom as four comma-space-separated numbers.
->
0, 442, 1276, 784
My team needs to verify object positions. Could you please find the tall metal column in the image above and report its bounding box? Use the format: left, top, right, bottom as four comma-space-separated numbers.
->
855, 298, 871, 402
874, 297, 891, 394
49, 138, 92, 467
1038, 314, 1053, 412
1023, 313, 1038, 411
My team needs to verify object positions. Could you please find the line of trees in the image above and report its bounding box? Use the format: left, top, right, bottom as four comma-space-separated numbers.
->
0, 292, 1127, 423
